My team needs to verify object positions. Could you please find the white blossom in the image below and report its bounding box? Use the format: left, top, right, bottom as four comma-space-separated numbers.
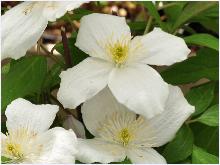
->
1, 98, 78, 163
58, 13, 190, 119
76, 86, 195, 164
1, 1, 85, 60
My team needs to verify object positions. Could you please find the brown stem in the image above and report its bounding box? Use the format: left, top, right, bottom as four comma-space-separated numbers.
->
61, 26, 72, 68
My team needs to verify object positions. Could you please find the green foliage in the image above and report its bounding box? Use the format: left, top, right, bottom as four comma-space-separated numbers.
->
191, 123, 218, 156
186, 82, 215, 117
1, 56, 47, 111
196, 104, 219, 126
43, 63, 63, 90
1, 156, 12, 164
184, 34, 219, 51
141, 1, 166, 31
192, 145, 219, 164
171, 2, 217, 32
162, 125, 194, 163
161, 48, 219, 85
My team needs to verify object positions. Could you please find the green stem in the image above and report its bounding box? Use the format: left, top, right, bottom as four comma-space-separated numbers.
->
186, 119, 197, 125
144, 16, 153, 34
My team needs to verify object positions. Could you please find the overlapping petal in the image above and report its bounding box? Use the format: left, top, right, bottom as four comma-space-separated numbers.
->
136, 85, 195, 147
108, 64, 168, 119
82, 87, 130, 136
5, 98, 58, 134
57, 57, 113, 109
128, 28, 191, 65
34, 127, 77, 163
76, 138, 126, 163
75, 13, 131, 61
126, 148, 166, 164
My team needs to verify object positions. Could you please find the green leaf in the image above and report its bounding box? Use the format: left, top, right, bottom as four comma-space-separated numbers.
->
196, 104, 219, 126
191, 123, 218, 156
192, 145, 219, 164
161, 48, 219, 84
163, 2, 187, 22
128, 21, 146, 33
162, 125, 194, 163
186, 82, 215, 116
1, 156, 12, 164
191, 5, 219, 33
184, 34, 219, 51
1, 62, 11, 75
141, 1, 166, 30
43, 63, 63, 90
172, 2, 217, 32
2, 56, 47, 111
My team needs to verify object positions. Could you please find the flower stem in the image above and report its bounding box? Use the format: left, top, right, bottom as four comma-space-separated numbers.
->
186, 119, 198, 125
61, 26, 73, 68
144, 16, 153, 34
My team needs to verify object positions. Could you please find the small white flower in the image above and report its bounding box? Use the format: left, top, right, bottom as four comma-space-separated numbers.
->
1, 1, 85, 60
76, 86, 194, 164
58, 13, 190, 119
1, 98, 78, 164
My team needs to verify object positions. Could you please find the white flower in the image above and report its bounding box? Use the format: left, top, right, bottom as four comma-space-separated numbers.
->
1, 98, 78, 164
1, 1, 85, 60
76, 86, 194, 164
57, 13, 190, 119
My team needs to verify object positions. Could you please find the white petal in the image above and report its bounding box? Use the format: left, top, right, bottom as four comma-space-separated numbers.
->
57, 57, 113, 109
127, 147, 166, 164
43, 1, 84, 22
1, 2, 48, 60
5, 98, 58, 134
128, 28, 190, 66
76, 138, 126, 163
82, 87, 131, 136
35, 127, 77, 163
63, 115, 86, 138
139, 85, 195, 147
75, 13, 131, 61
108, 64, 169, 119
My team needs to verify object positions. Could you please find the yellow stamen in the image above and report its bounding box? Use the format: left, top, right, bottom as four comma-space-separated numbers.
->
118, 128, 132, 146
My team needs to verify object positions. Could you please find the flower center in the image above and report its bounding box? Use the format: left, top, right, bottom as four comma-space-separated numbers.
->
97, 111, 145, 147
5, 143, 23, 159
104, 34, 131, 66
2, 127, 38, 162
118, 128, 132, 146
110, 44, 129, 65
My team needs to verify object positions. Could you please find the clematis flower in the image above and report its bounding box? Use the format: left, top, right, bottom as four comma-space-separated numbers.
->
57, 13, 190, 119
76, 86, 194, 164
1, 98, 78, 163
1, 1, 85, 60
